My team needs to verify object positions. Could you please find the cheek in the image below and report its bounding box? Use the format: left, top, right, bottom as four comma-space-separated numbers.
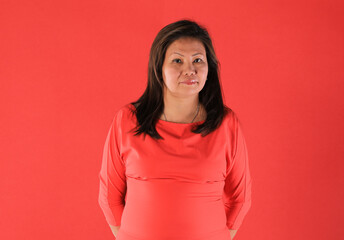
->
164, 67, 179, 79
198, 65, 208, 76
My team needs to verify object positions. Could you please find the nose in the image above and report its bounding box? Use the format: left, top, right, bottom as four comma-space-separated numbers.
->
184, 61, 196, 76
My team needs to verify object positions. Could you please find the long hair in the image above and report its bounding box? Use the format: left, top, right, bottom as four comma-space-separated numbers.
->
129, 18, 232, 140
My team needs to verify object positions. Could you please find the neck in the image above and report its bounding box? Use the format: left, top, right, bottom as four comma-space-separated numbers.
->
162, 96, 201, 123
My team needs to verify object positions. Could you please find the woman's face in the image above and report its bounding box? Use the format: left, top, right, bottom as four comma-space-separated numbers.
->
161, 37, 208, 98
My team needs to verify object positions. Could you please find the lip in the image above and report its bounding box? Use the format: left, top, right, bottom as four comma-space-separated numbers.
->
181, 79, 198, 83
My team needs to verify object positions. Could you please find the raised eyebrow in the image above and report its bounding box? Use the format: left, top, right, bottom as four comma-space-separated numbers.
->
171, 52, 204, 57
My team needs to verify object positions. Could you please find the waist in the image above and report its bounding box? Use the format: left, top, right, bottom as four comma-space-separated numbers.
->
119, 177, 228, 240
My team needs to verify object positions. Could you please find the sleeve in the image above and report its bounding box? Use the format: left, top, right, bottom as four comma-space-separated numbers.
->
98, 111, 127, 226
223, 115, 252, 230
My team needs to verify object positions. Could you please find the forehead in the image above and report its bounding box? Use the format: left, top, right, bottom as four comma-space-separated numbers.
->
166, 37, 206, 54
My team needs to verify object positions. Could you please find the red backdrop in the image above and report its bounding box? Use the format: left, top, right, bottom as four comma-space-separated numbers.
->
1, 0, 343, 239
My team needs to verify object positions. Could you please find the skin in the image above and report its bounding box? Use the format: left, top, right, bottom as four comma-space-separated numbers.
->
108, 37, 238, 240
109, 225, 120, 237
159, 37, 208, 123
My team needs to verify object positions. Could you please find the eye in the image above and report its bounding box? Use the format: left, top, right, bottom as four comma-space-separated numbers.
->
194, 58, 203, 63
172, 59, 182, 63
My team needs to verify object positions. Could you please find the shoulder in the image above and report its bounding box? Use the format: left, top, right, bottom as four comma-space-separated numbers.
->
223, 105, 239, 128
113, 103, 136, 118
222, 106, 246, 143
224, 107, 248, 146
110, 103, 138, 131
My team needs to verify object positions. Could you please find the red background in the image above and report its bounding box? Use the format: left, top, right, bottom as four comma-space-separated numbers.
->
1, 0, 343, 239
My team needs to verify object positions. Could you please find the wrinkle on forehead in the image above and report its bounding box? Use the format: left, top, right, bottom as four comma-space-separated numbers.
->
167, 38, 206, 56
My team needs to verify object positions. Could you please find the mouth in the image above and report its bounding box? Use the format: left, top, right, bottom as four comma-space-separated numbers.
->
181, 79, 198, 84
181, 80, 198, 85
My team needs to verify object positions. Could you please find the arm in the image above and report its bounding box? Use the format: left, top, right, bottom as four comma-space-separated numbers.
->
223, 114, 252, 234
98, 111, 127, 232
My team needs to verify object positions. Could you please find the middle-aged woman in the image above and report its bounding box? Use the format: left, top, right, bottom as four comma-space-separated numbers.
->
98, 19, 252, 240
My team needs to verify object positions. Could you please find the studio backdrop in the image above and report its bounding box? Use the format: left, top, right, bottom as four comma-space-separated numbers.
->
1, 0, 343, 239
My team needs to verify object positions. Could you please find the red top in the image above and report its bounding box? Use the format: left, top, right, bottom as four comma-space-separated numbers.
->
98, 103, 252, 240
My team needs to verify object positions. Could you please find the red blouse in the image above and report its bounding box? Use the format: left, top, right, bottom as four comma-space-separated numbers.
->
98, 103, 252, 240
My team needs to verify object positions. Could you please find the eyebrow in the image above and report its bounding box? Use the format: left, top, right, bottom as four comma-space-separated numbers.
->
171, 52, 204, 57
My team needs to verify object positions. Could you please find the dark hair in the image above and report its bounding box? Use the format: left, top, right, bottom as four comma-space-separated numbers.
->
128, 18, 232, 140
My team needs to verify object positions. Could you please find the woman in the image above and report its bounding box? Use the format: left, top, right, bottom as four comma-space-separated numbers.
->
98, 19, 252, 240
